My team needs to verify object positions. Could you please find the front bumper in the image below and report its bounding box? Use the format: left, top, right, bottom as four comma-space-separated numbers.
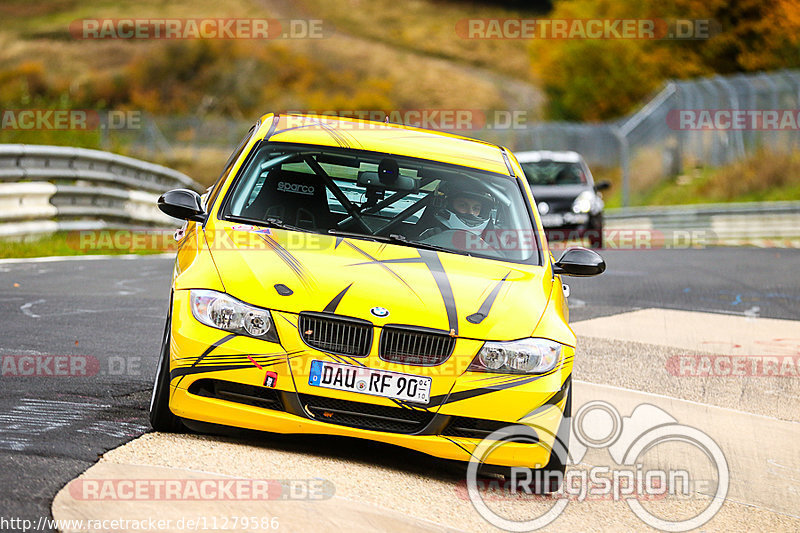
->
541, 213, 602, 242
167, 290, 572, 468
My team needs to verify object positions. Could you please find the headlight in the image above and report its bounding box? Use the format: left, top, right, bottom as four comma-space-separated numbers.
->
469, 338, 563, 374
190, 289, 279, 342
537, 201, 550, 215
572, 191, 595, 214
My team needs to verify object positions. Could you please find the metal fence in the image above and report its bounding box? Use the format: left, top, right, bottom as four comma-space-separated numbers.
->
110, 70, 800, 207
506, 69, 800, 206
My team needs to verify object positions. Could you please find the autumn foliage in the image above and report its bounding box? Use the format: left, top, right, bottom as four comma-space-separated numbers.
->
532, 0, 800, 121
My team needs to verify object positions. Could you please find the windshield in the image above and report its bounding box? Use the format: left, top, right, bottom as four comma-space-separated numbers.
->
521, 161, 587, 186
220, 143, 539, 264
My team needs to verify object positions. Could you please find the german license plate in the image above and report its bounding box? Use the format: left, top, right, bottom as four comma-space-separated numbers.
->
308, 360, 431, 404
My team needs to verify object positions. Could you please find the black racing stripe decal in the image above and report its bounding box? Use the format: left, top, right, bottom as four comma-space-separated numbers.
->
323, 121, 358, 148
418, 249, 459, 336
328, 123, 357, 148
318, 122, 345, 147
255, 360, 288, 368
192, 353, 284, 360
172, 334, 236, 386
257, 234, 305, 276
327, 354, 350, 365
343, 241, 421, 297
429, 359, 571, 406
427, 374, 544, 407
334, 236, 344, 249
467, 271, 511, 324
443, 436, 474, 456
194, 356, 287, 367
323, 283, 353, 313
318, 122, 347, 147
256, 234, 313, 288
518, 376, 571, 420
331, 122, 363, 149
171, 364, 256, 380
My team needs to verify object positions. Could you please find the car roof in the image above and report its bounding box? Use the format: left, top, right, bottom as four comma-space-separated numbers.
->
253, 114, 515, 176
514, 150, 584, 164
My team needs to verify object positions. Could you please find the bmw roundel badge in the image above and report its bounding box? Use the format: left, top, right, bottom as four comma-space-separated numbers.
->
370, 306, 390, 318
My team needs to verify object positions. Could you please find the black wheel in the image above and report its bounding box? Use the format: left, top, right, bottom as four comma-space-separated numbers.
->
149, 315, 184, 432
480, 386, 571, 494
587, 216, 603, 249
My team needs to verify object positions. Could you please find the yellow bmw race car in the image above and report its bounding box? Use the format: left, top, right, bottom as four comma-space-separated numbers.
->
150, 113, 605, 490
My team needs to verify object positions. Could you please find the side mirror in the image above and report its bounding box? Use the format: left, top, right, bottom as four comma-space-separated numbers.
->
157, 189, 206, 222
594, 180, 612, 192
553, 247, 605, 277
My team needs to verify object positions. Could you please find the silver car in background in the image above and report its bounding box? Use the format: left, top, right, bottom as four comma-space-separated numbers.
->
515, 150, 610, 248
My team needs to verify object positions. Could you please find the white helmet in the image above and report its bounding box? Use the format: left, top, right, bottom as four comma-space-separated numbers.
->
434, 209, 490, 234
433, 183, 495, 235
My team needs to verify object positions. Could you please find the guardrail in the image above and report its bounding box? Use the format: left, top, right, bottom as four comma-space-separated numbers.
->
605, 201, 800, 247
0, 144, 202, 238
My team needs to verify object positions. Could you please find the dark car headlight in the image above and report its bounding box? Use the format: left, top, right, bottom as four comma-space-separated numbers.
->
572, 191, 595, 214
190, 289, 279, 342
468, 338, 563, 374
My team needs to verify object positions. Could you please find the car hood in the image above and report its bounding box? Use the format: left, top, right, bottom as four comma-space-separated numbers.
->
530, 184, 592, 202
204, 224, 552, 341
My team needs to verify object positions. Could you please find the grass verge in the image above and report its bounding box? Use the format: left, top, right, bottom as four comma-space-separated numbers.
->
0, 231, 174, 259
600, 149, 800, 208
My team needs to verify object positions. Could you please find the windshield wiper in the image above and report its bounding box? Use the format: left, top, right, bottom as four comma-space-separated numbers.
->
226, 215, 309, 233
328, 229, 463, 255
386, 233, 464, 255
327, 229, 391, 244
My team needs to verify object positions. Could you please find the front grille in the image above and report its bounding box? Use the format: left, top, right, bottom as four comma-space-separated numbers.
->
188, 379, 284, 412
298, 312, 372, 356
379, 326, 455, 366
299, 393, 434, 434
443, 416, 539, 441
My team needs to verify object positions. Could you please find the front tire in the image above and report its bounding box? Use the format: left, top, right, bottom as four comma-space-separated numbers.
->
480, 386, 571, 494
535, 386, 571, 493
149, 316, 184, 432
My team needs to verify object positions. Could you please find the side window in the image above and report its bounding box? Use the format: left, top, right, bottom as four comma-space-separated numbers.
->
205, 125, 257, 211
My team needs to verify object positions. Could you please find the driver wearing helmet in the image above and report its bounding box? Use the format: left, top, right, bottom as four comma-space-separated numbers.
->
419, 182, 495, 240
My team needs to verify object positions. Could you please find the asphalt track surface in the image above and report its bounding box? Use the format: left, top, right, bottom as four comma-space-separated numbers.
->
1, 248, 799, 531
